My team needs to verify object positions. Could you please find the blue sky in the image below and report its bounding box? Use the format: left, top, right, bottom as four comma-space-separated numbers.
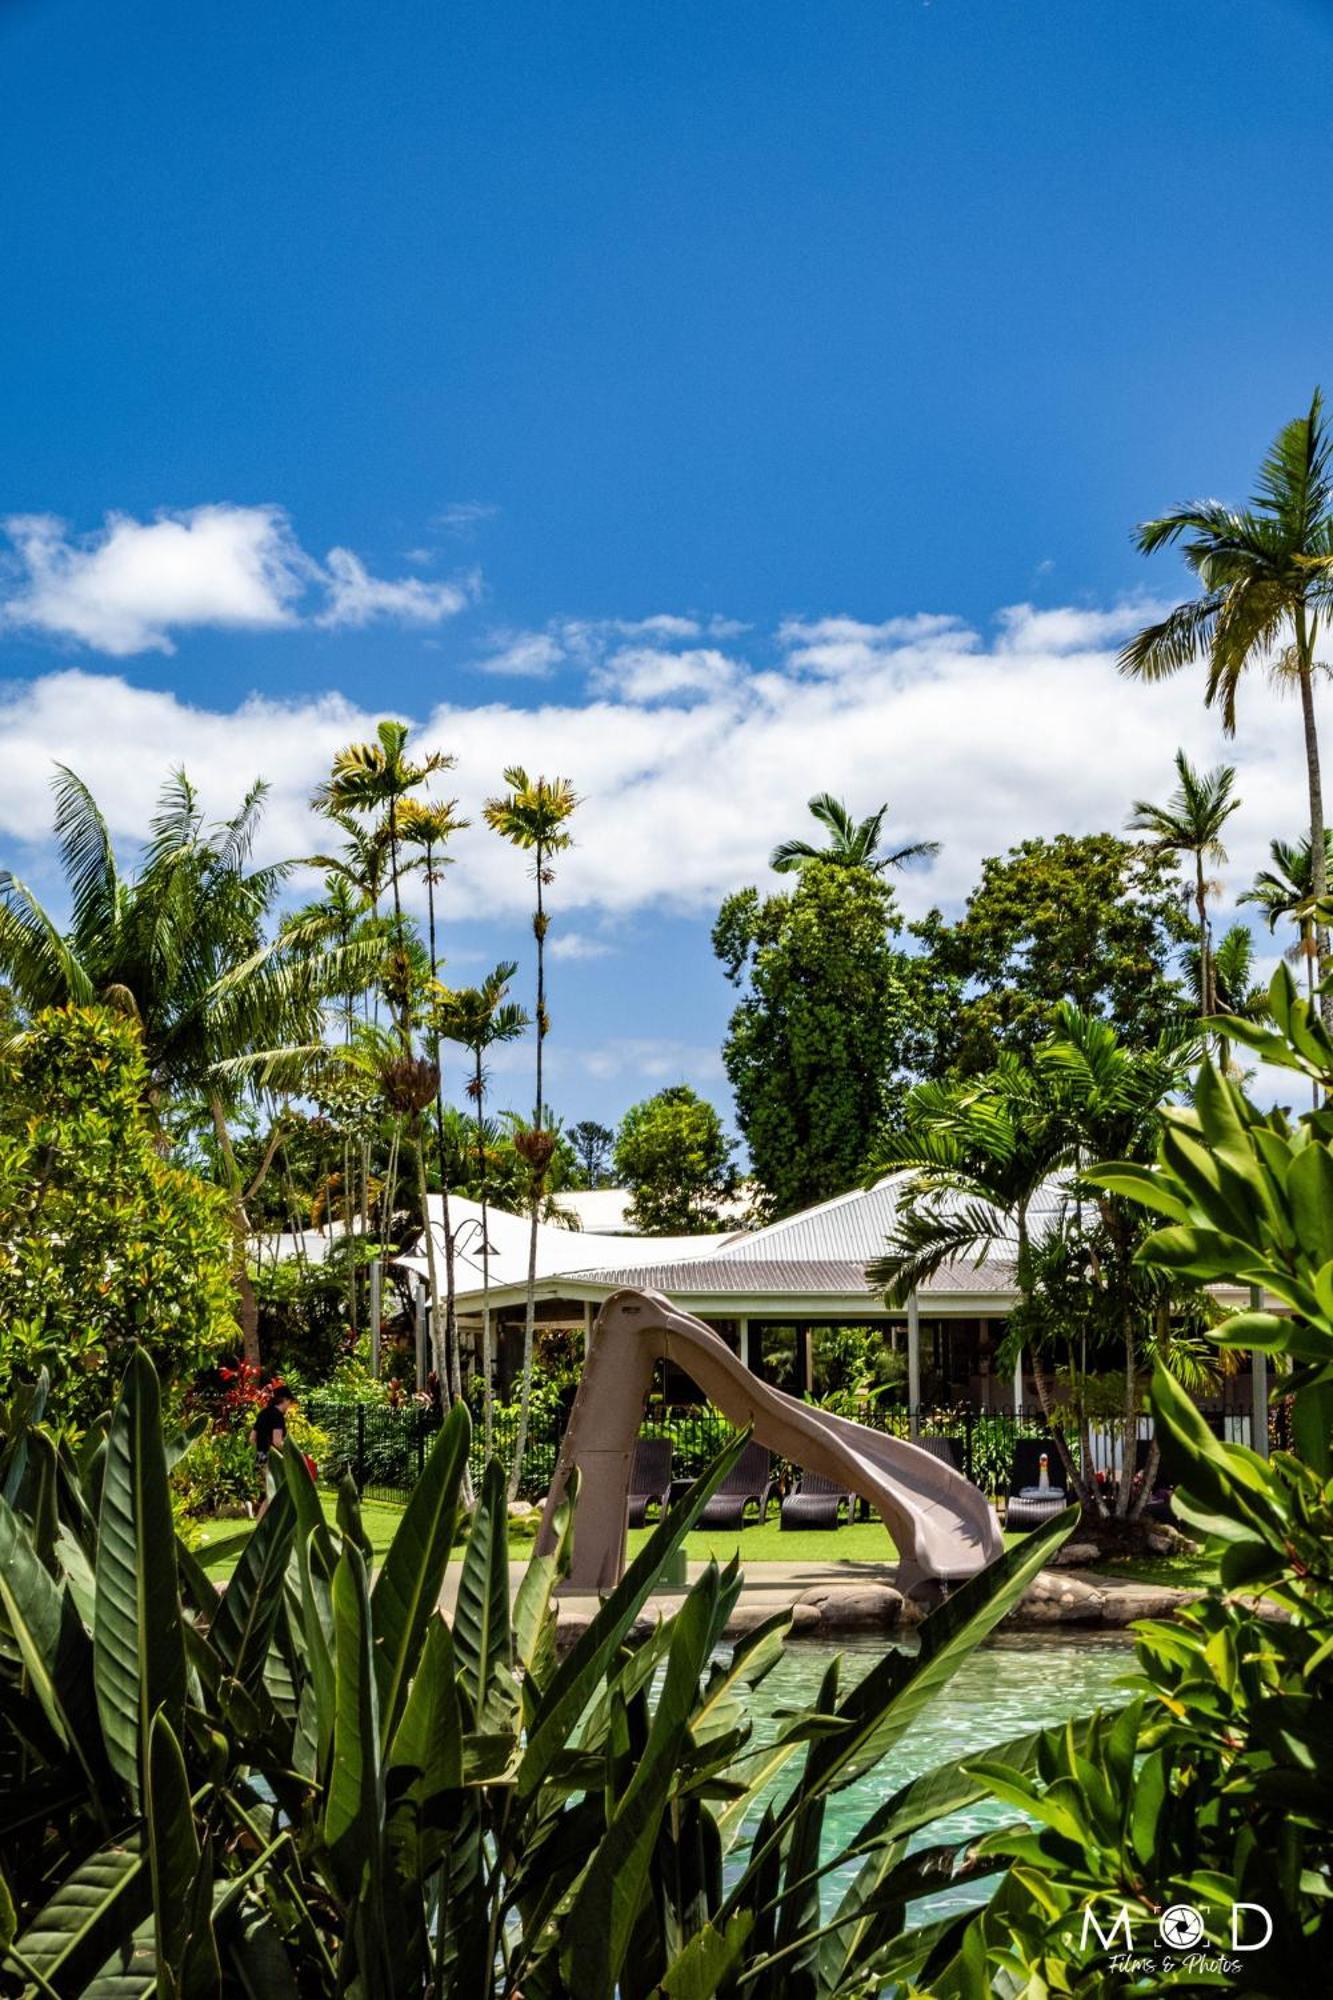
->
2, 0, 1332, 1129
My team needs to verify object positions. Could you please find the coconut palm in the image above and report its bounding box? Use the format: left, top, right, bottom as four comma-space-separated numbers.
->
483, 767, 579, 1493
0, 765, 378, 1360
1121, 391, 1333, 1020
1127, 750, 1240, 1024
433, 962, 529, 1453
770, 792, 940, 875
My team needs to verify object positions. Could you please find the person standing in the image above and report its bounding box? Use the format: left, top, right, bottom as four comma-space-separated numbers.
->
250, 1384, 297, 1517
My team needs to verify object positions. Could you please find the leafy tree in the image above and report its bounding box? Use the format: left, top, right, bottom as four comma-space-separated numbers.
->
0, 1008, 236, 1421
770, 790, 939, 875
916, 831, 1190, 1075
613, 1084, 736, 1233
0, 766, 375, 1361
569, 1118, 616, 1186
714, 860, 942, 1215
1126, 748, 1240, 1023
483, 768, 579, 1493
1122, 388, 1333, 1020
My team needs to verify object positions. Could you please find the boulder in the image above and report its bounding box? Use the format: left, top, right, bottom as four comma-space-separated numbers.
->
506, 1499, 536, 1520
1008, 1570, 1106, 1625
1049, 1541, 1102, 1569
1097, 1584, 1196, 1627
795, 1582, 905, 1631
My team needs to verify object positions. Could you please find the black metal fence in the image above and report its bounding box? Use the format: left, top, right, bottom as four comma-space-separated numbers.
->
304, 1391, 1283, 1508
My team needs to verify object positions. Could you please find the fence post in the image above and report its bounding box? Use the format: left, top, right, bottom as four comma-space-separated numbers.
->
964, 1405, 975, 1485
356, 1403, 366, 1492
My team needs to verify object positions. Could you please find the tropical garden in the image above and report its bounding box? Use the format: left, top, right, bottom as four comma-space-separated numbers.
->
0, 396, 1331, 1989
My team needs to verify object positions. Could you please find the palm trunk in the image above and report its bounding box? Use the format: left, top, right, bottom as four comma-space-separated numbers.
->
476, 1049, 494, 1460
1195, 854, 1212, 1035
1295, 606, 1331, 1028
210, 1094, 261, 1367
510, 853, 545, 1500
424, 844, 462, 1417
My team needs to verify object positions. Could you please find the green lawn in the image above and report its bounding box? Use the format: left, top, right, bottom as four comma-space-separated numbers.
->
194, 1495, 412, 1579
625, 1519, 902, 1565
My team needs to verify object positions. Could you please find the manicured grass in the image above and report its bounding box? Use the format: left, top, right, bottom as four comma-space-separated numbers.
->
1098, 1551, 1220, 1590
626, 1519, 903, 1565
194, 1494, 411, 1579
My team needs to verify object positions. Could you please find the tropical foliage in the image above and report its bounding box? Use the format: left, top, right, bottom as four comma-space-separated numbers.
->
0, 1353, 1078, 1998
0, 1008, 236, 1423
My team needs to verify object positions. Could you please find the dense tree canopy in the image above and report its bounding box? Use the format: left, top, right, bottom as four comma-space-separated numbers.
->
0, 1008, 237, 1421
613, 1084, 735, 1233
915, 831, 1190, 1074
714, 861, 943, 1216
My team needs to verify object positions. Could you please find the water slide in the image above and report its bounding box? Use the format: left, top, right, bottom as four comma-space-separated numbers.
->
536, 1287, 1003, 1599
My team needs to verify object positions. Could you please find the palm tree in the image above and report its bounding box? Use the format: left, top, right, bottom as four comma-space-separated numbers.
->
0, 766, 377, 1361
770, 793, 940, 876
483, 767, 579, 1495
1240, 832, 1333, 1010
1121, 391, 1333, 1021
312, 720, 453, 1040
433, 962, 529, 1454
1127, 750, 1240, 1024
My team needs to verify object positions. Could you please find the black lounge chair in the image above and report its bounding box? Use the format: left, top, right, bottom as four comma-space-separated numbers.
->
913, 1434, 963, 1474
626, 1436, 673, 1528
1004, 1437, 1068, 1531
697, 1440, 776, 1528
779, 1469, 851, 1531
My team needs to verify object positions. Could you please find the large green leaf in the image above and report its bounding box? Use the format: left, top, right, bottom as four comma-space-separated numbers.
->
322, 1540, 384, 1900
13, 1841, 149, 1996
370, 1400, 470, 1742
513, 1484, 575, 1700
0, 1493, 102, 1785
452, 1457, 513, 1732
517, 1430, 749, 1801
93, 1353, 186, 1805
206, 1487, 296, 1693
562, 1565, 723, 2000
146, 1708, 219, 1999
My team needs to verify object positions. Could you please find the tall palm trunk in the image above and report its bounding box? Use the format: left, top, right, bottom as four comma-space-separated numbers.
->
1296, 606, 1332, 1028
423, 840, 463, 1415
510, 853, 546, 1499
1194, 851, 1212, 1031
475, 1047, 495, 1460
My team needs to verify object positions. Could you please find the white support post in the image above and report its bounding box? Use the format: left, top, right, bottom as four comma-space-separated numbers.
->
1013, 1349, 1024, 1418
1249, 1283, 1269, 1459
369, 1258, 382, 1378
414, 1282, 428, 1393
737, 1316, 750, 1372
582, 1300, 593, 1360
906, 1292, 921, 1438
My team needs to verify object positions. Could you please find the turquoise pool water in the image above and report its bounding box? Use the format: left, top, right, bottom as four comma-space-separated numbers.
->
743, 1631, 1135, 1919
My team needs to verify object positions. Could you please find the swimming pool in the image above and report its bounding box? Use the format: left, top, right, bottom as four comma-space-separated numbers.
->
743, 1630, 1135, 1919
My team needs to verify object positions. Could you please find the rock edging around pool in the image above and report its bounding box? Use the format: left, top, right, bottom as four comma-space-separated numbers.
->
550, 1570, 1202, 1651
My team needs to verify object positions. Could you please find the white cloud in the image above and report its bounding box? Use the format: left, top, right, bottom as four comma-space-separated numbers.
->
549, 930, 615, 961
0, 506, 308, 655
474, 631, 565, 677
994, 600, 1167, 654
317, 548, 475, 629
589, 645, 736, 703
435, 501, 500, 538
0, 599, 1323, 944
0, 507, 475, 654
